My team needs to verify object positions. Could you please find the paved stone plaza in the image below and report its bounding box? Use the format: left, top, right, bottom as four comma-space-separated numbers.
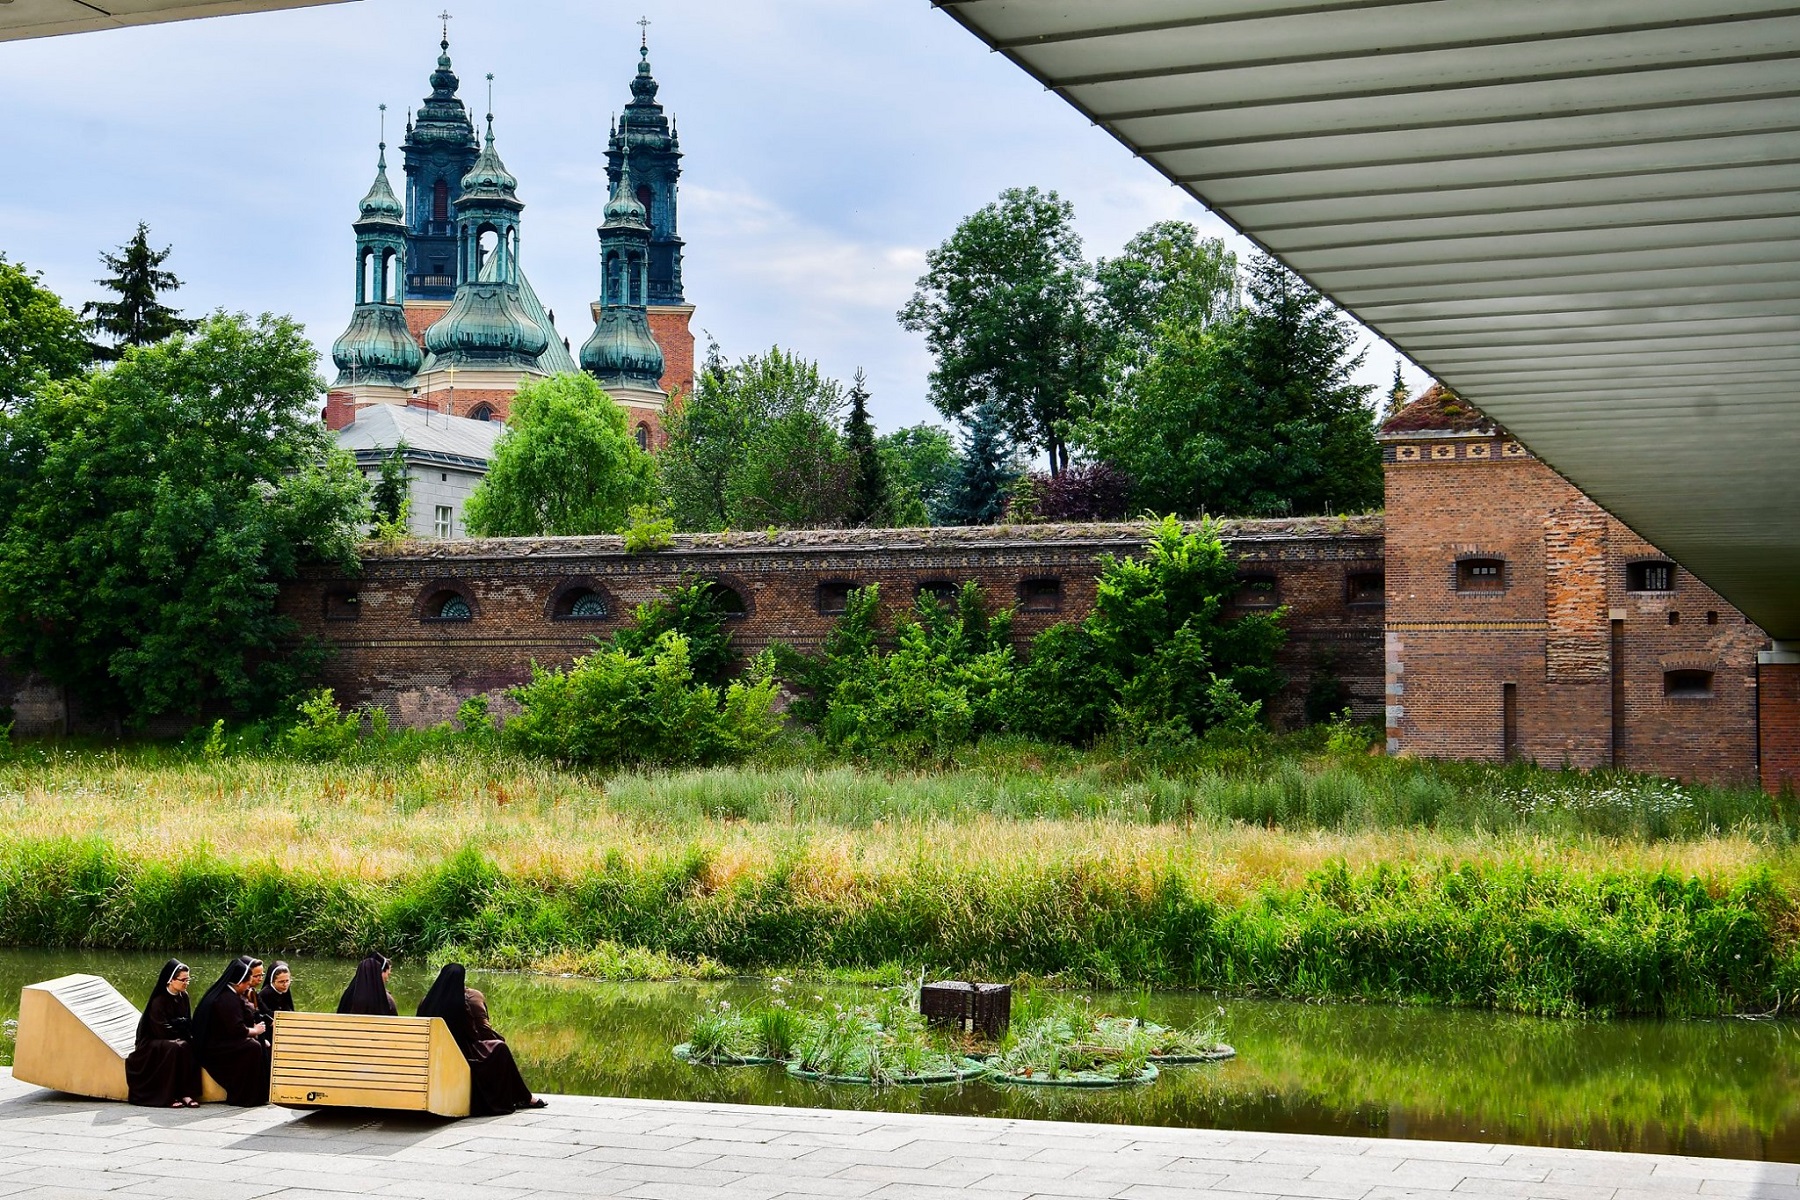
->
1, 1068, 1795, 1200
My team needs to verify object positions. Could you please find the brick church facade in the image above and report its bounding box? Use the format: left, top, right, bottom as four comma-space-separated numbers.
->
322, 26, 694, 450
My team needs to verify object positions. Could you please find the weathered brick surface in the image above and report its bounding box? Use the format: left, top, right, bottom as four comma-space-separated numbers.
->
1760, 662, 1800, 796
280, 518, 1386, 731
648, 305, 695, 400
1382, 427, 1766, 783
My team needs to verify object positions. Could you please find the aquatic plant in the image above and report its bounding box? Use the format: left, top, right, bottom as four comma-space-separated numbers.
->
991, 1001, 1156, 1083
681, 1001, 757, 1064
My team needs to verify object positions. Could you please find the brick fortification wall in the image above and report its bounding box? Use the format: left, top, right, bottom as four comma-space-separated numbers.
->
1382, 413, 1767, 784
281, 518, 1386, 731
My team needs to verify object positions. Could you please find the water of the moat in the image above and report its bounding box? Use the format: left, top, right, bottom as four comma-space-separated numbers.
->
1, 949, 1794, 1161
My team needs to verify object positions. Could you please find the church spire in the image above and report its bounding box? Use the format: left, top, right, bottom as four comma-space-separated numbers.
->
401, 17, 480, 301
583, 112, 664, 396
609, 28, 685, 306
423, 102, 548, 370
332, 114, 423, 389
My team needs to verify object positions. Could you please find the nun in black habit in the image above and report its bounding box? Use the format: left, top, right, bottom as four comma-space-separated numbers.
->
192, 958, 270, 1106
125, 958, 203, 1108
337, 954, 398, 1016
417, 963, 545, 1115
261, 961, 296, 1018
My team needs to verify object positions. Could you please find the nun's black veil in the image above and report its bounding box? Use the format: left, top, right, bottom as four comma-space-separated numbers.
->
190, 958, 249, 1047
416, 963, 475, 1053
136, 958, 188, 1042
337, 954, 393, 1015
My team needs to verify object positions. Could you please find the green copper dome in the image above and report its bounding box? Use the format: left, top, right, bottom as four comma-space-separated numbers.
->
580, 307, 664, 389
423, 250, 550, 368
332, 305, 422, 386
356, 144, 405, 225
459, 117, 520, 206
602, 150, 648, 228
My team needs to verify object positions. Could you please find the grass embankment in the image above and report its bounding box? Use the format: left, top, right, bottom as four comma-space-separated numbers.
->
2, 737, 1798, 1017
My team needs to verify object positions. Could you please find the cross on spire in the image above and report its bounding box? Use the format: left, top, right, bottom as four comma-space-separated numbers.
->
439, 9, 452, 45
637, 15, 650, 48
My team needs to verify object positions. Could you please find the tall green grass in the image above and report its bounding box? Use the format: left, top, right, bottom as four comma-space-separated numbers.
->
0, 836, 1793, 1018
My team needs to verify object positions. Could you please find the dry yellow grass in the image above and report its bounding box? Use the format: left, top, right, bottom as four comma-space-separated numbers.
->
1, 748, 1789, 901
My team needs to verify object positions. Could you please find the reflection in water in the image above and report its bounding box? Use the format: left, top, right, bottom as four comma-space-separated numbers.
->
1, 949, 1796, 1161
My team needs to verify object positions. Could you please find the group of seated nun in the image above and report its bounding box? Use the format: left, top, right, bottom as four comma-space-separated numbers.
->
126, 954, 542, 1113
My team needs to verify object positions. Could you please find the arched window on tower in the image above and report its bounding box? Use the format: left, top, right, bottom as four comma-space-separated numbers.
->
433, 179, 450, 223
605, 252, 622, 306
382, 248, 399, 303
477, 226, 498, 273
628, 252, 643, 305
360, 248, 374, 306
635, 422, 650, 451
637, 183, 653, 217
469, 404, 495, 422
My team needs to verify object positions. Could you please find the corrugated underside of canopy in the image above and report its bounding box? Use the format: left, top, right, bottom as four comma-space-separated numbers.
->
0, 0, 347, 41
938, 0, 1800, 639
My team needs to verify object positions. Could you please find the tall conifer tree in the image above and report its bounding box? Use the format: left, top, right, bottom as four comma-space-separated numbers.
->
83, 222, 196, 360
937, 403, 1016, 526
843, 369, 889, 527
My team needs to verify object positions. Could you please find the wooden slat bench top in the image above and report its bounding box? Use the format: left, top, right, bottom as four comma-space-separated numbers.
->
269, 1010, 470, 1118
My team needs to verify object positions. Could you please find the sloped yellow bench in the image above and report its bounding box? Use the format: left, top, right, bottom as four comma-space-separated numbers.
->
269, 1010, 470, 1117
12, 974, 225, 1103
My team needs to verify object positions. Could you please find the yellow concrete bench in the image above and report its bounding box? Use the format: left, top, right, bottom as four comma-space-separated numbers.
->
12, 974, 225, 1103
269, 1010, 470, 1117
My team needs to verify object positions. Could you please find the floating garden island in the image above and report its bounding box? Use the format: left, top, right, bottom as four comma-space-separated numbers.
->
674, 988, 1232, 1089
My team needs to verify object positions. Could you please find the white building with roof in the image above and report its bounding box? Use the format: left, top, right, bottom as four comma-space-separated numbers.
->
335, 404, 505, 541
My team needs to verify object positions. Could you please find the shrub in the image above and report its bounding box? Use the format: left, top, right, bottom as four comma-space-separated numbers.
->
502, 633, 782, 769
1007, 461, 1134, 522
613, 579, 735, 683
281, 690, 361, 761
795, 583, 1018, 761
1013, 515, 1285, 743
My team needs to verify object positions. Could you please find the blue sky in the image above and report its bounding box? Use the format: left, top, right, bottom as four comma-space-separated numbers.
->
0, 0, 1413, 435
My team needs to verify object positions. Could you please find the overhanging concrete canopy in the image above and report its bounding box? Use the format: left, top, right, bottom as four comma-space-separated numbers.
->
0, 0, 347, 41
938, 0, 1800, 640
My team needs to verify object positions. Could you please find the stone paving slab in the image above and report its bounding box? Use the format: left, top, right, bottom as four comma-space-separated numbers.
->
2, 1069, 1795, 1200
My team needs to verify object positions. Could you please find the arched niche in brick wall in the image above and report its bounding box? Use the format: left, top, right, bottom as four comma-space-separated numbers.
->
415, 579, 480, 623
702, 578, 751, 619
547, 578, 616, 622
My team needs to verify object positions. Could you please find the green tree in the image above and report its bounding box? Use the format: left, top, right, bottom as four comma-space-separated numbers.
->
843, 369, 890, 527
0, 313, 368, 724
899, 186, 1101, 475
82, 222, 196, 360
1082, 253, 1380, 517
937, 403, 1018, 526
878, 424, 956, 527
660, 345, 854, 530
370, 444, 411, 524
0, 254, 91, 407
463, 373, 656, 537
1095, 220, 1238, 362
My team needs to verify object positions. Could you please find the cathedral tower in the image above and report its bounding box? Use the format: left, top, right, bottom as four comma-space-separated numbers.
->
581, 154, 666, 445
401, 24, 480, 303
601, 30, 695, 404
419, 110, 555, 418
326, 127, 424, 428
